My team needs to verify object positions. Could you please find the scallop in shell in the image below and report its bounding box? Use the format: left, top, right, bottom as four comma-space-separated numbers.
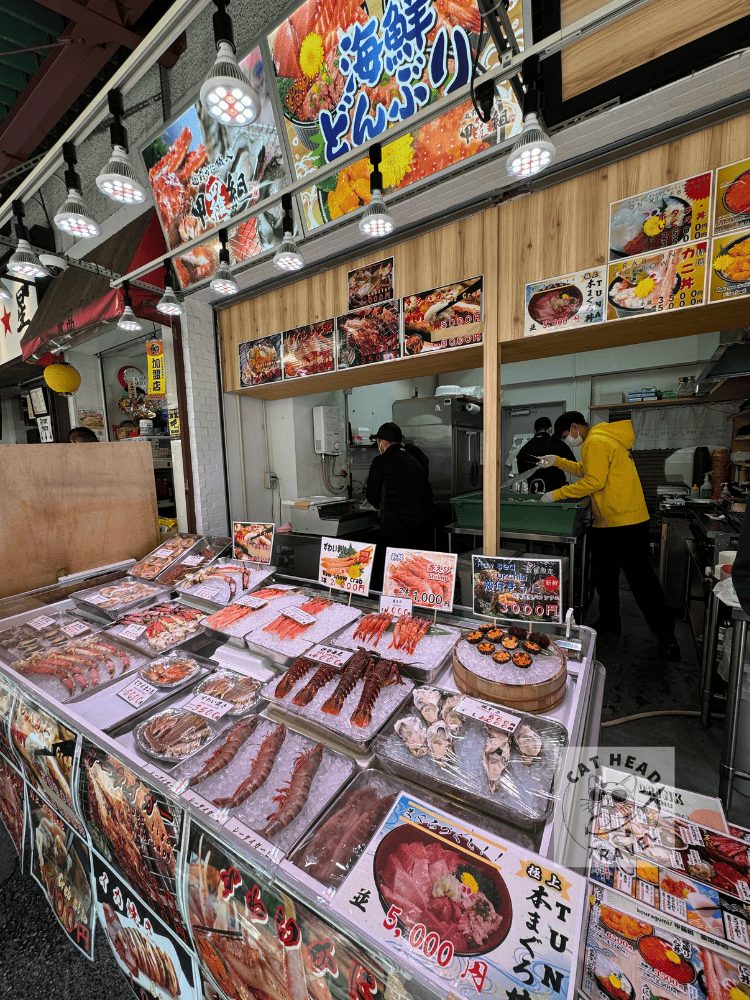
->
513, 723, 542, 765
441, 694, 463, 734
427, 720, 453, 767
483, 728, 510, 793
395, 715, 428, 757
413, 687, 441, 724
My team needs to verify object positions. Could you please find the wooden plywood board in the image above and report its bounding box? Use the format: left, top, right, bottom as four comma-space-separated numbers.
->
0, 441, 159, 599
560, 0, 750, 101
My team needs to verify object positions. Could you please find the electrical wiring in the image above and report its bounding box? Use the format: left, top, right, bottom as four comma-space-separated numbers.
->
321, 454, 350, 495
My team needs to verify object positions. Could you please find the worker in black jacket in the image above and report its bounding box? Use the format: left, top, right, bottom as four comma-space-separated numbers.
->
516, 416, 576, 492
733, 510, 750, 616
367, 422, 434, 586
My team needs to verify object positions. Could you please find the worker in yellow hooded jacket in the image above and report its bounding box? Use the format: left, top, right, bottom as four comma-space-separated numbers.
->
538, 411, 679, 661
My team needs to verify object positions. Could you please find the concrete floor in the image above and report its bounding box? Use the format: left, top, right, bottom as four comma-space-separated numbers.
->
1, 576, 748, 997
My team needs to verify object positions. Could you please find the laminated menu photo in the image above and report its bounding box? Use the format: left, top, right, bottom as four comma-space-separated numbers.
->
333, 790, 585, 998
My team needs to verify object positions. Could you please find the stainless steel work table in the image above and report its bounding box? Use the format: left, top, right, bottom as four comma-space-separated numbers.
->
718, 605, 750, 813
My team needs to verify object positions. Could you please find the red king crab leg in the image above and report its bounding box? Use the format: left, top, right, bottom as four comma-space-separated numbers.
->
188, 717, 259, 787
212, 723, 286, 809
260, 742, 324, 839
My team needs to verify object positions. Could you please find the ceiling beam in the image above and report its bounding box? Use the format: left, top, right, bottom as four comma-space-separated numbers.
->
32, 0, 160, 53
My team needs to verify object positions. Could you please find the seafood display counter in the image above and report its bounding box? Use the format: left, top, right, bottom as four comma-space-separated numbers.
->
0, 567, 603, 1000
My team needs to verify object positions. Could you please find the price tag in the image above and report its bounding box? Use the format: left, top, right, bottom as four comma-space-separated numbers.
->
61, 621, 90, 638
118, 623, 146, 641
737, 880, 750, 903
455, 695, 521, 733
615, 869, 634, 896
677, 822, 704, 847
183, 692, 233, 721
379, 595, 413, 617
637, 881, 656, 906
151, 547, 173, 558
660, 890, 688, 923
28, 615, 56, 631
117, 677, 157, 708
668, 849, 685, 871
182, 788, 218, 818
726, 912, 750, 950
282, 606, 317, 626
192, 585, 220, 601
235, 594, 268, 610
307, 644, 353, 668
223, 816, 282, 862
85, 592, 110, 605
181, 554, 204, 566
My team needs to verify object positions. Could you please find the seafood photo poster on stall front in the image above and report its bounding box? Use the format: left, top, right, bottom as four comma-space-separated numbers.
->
93, 850, 200, 1000
336, 299, 401, 369
348, 257, 394, 309
524, 269, 605, 337
233, 522, 275, 563
382, 547, 458, 611
318, 536, 375, 596
714, 156, 750, 236
332, 791, 585, 999
27, 784, 96, 960
0, 748, 26, 861
709, 225, 750, 303
282, 319, 335, 379
608, 173, 712, 260
473, 556, 563, 624
403, 275, 484, 355
239, 336, 283, 388
606, 241, 708, 321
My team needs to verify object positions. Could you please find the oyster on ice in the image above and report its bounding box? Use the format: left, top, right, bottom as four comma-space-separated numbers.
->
483, 727, 511, 793
413, 687, 441, 724
441, 694, 464, 734
426, 720, 453, 766
395, 715, 428, 757
514, 723, 542, 765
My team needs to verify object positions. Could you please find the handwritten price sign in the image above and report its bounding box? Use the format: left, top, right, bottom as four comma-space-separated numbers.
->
118, 623, 146, 641
306, 644, 353, 669
61, 621, 90, 637
282, 606, 317, 626
455, 695, 521, 733
117, 677, 157, 708
382, 904, 455, 967
379, 596, 413, 617
235, 594, 268, 610
28, 615, 56, 630
181, 554, 204, 566
183, 692, 233, 721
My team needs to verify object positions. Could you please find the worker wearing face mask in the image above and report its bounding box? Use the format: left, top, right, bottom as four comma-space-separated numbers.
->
537, 411, 679, 661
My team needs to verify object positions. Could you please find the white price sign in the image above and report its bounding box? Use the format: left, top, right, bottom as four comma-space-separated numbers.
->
84, 592, 110, 605
181, 554, 204, 566
117, 677, 157, 708
28, 615, 56, 631
455, 695, 521, 733
183, 692, 233, 721
306, 644, 353, 669
193, 585, 220, 601
235, 594, 268, 609
282, 606, 317, 626
379, 595, 413, 617
151, 547, 173, 558
637, 881, 656, 906
61, 621, 90, 637
118, 623, 146, 641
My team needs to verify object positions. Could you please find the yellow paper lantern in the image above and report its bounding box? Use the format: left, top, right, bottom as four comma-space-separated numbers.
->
43, 362, 81, 396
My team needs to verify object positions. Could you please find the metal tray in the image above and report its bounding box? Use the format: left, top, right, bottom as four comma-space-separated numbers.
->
138, 652, 209, 689
372, 686, 569, 832
0, 610, 100, 664
176, 558, 276, 610
129, 534, 202, 580
202, 586, 304, 646
105, 602, 207, 655
333, 613, 462, 683
134, 707, 222, 763
154, 535, 231, 587
245, 600, 362, 667
192, 669, 263, 715
71, 578, 170, 621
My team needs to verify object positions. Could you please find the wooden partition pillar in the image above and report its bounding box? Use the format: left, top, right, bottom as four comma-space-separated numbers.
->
482, 207, 500, 555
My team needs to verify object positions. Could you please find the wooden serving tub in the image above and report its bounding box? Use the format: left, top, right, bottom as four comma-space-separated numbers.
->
452, 640, 568, 714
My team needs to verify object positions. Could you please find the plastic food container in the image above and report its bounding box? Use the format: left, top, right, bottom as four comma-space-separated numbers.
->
154, 535, 231, 587
192, 669, 263, 715
0, 611, 99, 664
105, 602, 207, 655
177, 559, 276, 610
139, 653, 206, 689
373, 686, 569, 831
134, 707, 223, 763
71, 578, 169, 621
499, 492, 591, 534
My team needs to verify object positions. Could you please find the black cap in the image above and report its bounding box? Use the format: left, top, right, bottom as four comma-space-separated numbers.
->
370, 422, 403, 443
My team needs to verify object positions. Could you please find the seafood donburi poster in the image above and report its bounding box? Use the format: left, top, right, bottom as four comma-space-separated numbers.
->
709, 225, 750, 303
524, 269, 605, 337
318, 536, 375, 595
332, 791, 584, 998
606, 241, 708, 321
714, 156, 750, 237
404, 275, 483, 354
608, 173, 712, 261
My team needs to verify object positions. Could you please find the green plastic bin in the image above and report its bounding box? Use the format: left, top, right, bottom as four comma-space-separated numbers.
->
499, 493, 590, 534
451, 490, 483, 528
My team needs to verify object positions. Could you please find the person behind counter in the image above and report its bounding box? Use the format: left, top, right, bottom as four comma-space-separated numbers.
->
367, 422, 434, 586
68, 426, 99, 443
538, 411, 679, 661
516, 416, 575, 492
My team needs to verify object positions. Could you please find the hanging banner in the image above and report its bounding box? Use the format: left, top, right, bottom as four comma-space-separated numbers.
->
92, 851, 200, 1000
403, 275, 483, 354
239, 335, 283, 387
146, 339, 166, 399
318, 537, 375, 595
28, 785, 96, 960
0, 750, 26, 862
608, 173, 712, 261
233, 522, 275, 563
348, 257, 395, 309
382, 547, 457, 611
709, 226, 750, 303
714, 156, 750, 237
606, 241, 708, 320
472, 554, 563, 623
524, 267, 606, 336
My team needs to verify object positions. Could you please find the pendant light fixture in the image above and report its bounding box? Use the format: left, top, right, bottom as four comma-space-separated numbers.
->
157, 263, 185, 317
0, 279, 11, 301
7, 201, 49, 279
505, 61, 555, 179
118, 281, 143, 331
210, 228, 240, 295
273, 194, 304, 272
359, 143, 395, 238
200, 0, 260, 127
96, 90, 147, 205
54, 142, 100, 238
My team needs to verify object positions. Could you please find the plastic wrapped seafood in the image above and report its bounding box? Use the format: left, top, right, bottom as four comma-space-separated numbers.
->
262, 646, 415, 748
10, 634, 145, 701
374, 688, 568, 830
178, 559, 275, 608
0, 611, 99, 663
192, 669, 262, 714
139, 654, 205, 688
71, 578, 167, 619
135, 709, 216, 762
202, 586, 303, 640
106, 602, 207, 653
155, 537, 230, 586
245, 597, 361, 662
131, 534, 199, 579
335, 612, 461, 679
171, 718, 355, 852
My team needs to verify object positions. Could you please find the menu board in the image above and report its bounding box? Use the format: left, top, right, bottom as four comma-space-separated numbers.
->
472, 555, 563, 623
348, 257, 394, 309
524, 268, 606, 336
403, 275, 483, 354
92, 851, 200, 1000
333, 791, 584, 999
233, 521, 275, 563
318, 536, 375, 595
239, 335, 283, 387
0, 750, 26, 861
714, 156, 750, 236
27, 785, 95, 959
282, 319, 335, 378
598, 766, 728, 834
709, 226, 750, 303
141, 45, 285, 258
382, 547, 457, 611
606, 241, 708, 320
608, 173, 712, 260
336, 299, 401, 369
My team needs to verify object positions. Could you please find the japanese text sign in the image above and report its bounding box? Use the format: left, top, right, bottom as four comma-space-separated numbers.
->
239, 336, 282, 387
383, 547, 457, 611
146, 339, 166, 399
473, 555, 563, 623
525, 268, 605, 337
709, 226, 750, 303
233, 521, 275, 563
318, 536, 375, 596
608, 173, 712, 261
606, 241, 708, 320
403, 275, 484, 354
714, 157, 750, 237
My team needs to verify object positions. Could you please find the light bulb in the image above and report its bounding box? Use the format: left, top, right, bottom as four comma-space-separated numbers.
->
96, 146, 147, 204
506, 113, 556, 178
54, 188, 100, 238
7, 239, 49, 278
118, 305, 142, 331
201, 42, 260, 126
157, 283, 185, 316
273, 238, 304, 272
210, 260, 240, 295
358, 190, 395, 238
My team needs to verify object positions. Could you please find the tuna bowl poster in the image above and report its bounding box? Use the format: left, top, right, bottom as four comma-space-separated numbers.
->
332, 791, 584, 998
524, 269, 605, 337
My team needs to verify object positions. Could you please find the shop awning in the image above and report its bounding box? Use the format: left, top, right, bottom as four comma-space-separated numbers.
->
20, 212, 167, 361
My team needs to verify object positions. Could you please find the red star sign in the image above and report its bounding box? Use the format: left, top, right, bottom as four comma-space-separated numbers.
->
1, 309, 10, 336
